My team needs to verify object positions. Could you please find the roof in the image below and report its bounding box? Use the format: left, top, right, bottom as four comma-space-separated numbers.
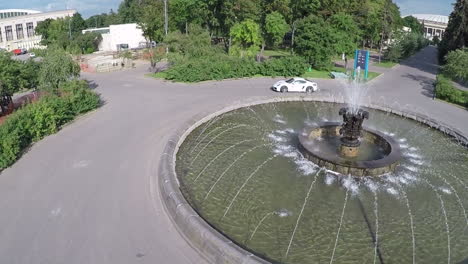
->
0, 9, 41, 14
410, 14, 449, 24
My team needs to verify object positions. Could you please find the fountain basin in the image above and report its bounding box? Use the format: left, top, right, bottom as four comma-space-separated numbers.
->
298, 122, 401, 176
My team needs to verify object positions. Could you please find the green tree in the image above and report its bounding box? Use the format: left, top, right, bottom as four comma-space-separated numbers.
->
38, 49, 80, 92
170, 0, 206, 33
230, 19, 262, 57
439, 0, 468, 62
139, 0, 165, 42
402, 16, 423, 34
118, 0, 143, 23
0, 52, 39, 114
442, 48, 468, 82
294, 15, 336, 69
329, 12, 361, 66
263, 11, 289, 49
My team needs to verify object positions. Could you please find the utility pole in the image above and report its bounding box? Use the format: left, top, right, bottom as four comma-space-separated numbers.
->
164, 0, 168, 54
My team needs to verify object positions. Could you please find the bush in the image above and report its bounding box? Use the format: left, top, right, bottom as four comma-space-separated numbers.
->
260, 56, 308, 77
0, 80, 99, 169
442, 48, 468, 83
164, 55, 307, 82
385, 33, 429, 62
435, 75, 468, 107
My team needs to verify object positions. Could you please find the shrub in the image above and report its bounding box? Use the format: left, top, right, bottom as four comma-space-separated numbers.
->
0, 81, 100, 169
435, 75, 468, 107
164, 55, 307, 82
260, 56, 308, 77
442, 48, 468, 83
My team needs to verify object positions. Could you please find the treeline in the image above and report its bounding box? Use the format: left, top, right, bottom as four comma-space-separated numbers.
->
93, 0, 405, 63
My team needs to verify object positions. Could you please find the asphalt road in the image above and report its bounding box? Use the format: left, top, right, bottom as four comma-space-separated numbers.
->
0, 46, 466, 264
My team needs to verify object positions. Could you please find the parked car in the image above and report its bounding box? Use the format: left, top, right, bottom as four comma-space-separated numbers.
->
12, 48, 27, 55
271, 78, 318, 93
29, 52, 36, 58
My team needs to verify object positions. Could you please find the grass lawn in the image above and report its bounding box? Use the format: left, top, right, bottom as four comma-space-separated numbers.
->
262, 49, 291, 57
302, 66, 381, 81
374, 60, 398, 68
147, 72, 167, 79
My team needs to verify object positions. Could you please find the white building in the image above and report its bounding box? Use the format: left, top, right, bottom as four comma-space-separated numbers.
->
0, 9, 76, 51
410, 14, 449, 40
82, 23, 147, 52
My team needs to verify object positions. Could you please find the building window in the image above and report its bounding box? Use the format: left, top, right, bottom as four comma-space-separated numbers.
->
5, 26, 13, 41
16, 24, 24, 40
26, 22, 34, 37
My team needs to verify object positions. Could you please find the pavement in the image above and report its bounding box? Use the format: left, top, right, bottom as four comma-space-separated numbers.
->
0, 46, 466, 264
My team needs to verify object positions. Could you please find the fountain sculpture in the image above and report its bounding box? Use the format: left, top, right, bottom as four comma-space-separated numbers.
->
298, 106, 401, 176
338, 107, 369, 158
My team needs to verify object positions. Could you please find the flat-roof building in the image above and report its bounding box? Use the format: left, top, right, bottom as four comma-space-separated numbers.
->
83, 23, 147, 52
410, 14, 449, 40
0, 9, 76, 51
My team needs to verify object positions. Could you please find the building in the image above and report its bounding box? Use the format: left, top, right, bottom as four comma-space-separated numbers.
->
410, 14, 449, 40
82, 23, 147, 52
0, 9, 76, 51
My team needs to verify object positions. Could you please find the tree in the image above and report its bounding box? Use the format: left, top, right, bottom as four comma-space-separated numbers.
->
170, 0, 206, 33
38, 49, 80, 92
35, 19, 54, 45
402, 16, 423, 34
229, 19, 262, 57
0, 52, 39, 115
264, 12, 289, 49
329, 13, 361, 68
442, 48, 468, 83
294, 15, 336, 69
139, 0, 165, 42
118, 0, 143, 23
439, 0, 468, 62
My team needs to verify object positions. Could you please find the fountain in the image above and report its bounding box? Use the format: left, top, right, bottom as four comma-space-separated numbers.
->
171, 74, 468, 264
174, 101, 468, 264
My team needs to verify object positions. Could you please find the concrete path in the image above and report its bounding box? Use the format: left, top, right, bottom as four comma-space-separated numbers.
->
0, 46, 466, 264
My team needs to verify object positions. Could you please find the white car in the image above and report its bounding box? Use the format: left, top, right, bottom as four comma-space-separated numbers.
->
272, 78, 318, 93
29, 53, 36, 58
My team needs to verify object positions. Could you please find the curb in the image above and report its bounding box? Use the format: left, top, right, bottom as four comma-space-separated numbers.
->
158, 96, 468, 264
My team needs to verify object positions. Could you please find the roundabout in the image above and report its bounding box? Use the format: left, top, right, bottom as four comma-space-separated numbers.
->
0, 47, 467, 264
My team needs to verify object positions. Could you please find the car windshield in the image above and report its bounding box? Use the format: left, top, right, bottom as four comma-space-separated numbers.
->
285, 78, 294, 83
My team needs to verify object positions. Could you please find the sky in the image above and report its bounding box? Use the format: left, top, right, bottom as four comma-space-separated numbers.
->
0, 0, 456, 18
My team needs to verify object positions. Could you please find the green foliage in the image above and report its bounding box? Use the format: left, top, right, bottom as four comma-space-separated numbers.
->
402, 16, 423, 34
264, 12, 289, 48
165, 26, 215, 58
230, 19, 262, 57
435, 75, 468, 107
0, 51, 39, 96
442, 48, 468, 83
438, 0, 468, 62
35, 14, 100, 54
38, 49, 81, 92
294, 15, 336, 70
260, 56, 308, 77
0, 81, 100, 169
139, 0, 165, 42
329, 13, 361, 56
385, 32, 429, 62
164, 55, 307, 82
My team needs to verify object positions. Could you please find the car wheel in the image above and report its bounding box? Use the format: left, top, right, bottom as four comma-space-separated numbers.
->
306, 86, 314, 93
280, 86, 288, 93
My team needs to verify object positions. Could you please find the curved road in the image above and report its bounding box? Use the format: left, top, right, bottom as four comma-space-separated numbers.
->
0, 46, 466, 264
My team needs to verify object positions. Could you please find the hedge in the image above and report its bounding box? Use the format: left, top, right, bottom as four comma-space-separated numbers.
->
164, 56, 308, 82
435, 75, 468, 107
0, 80, 100, 169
